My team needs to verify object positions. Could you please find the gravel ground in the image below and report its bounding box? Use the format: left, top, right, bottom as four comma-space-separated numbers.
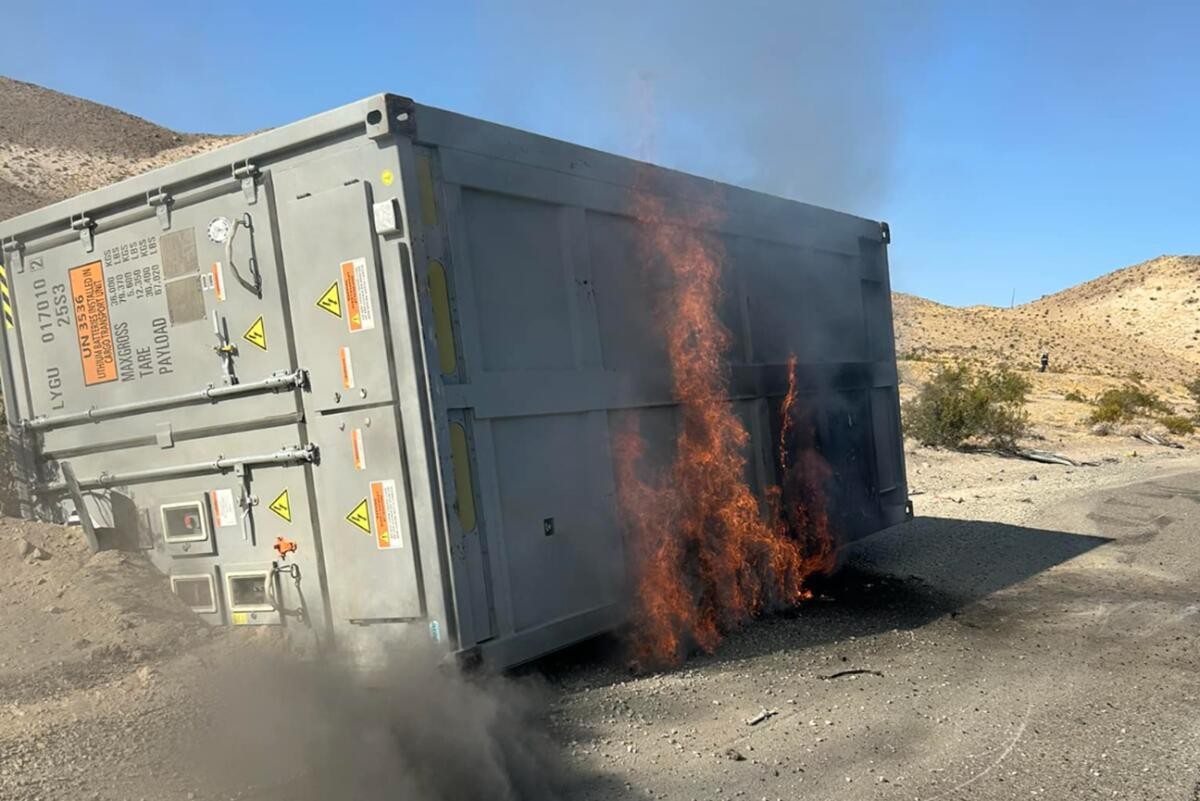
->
2, 439, 1198, 800
545, 441, 1200, 800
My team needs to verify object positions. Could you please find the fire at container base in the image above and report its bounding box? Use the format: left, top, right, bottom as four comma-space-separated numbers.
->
0, 93, 910, 670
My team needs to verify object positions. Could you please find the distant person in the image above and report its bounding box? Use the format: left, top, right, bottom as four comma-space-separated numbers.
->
1040, 352, 1049, 373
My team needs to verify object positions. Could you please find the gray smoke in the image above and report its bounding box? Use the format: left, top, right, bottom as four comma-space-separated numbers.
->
177, 642, 575, 801
475, 0, 936, 215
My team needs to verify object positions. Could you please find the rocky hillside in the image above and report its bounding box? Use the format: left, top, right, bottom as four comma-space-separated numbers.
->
0, 76, 231, 220
894, 255, 1200, 384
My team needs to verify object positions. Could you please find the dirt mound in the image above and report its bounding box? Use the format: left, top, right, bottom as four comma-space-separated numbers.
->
894, 255, 1200, 384
0, 518, 205, 701
0, 75, 233, 221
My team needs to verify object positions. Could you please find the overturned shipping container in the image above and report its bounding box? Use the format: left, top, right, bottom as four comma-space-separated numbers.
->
0, 95, 908, 668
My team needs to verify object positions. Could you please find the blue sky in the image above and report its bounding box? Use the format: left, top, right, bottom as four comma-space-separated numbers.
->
2, 0, 1196, 307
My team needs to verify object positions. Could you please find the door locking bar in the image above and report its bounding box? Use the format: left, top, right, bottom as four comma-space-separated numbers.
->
36, 444, 318, 495
22, 369, 307, 433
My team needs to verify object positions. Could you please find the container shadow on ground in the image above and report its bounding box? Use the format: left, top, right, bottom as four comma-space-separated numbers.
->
535, 515, 1112, 682
533, 516, 1115, 800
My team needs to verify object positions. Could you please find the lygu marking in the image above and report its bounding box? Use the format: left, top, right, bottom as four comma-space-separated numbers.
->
45, 365, 65, 410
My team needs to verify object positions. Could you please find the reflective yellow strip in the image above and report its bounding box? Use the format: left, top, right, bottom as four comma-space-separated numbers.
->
417, 155, 439, 227
428, 260, 457, 375
448, 422, 477, 532
0, 263, 10, 327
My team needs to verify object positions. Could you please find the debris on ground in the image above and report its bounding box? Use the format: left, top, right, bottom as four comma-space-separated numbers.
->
1135, 432, 1184, 449
746, 708, 778, 726
817, 669, 885, 681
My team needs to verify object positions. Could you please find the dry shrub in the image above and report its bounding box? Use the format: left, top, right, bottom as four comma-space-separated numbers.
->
1088, 384, 1169, 424
1159, 415, 1195, 436
903, 363, 1030, 449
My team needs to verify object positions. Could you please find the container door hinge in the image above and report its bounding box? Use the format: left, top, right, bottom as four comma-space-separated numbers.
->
147, 188, 174, 230
232, 161, 260, 205
1, 239, 23, 274
70, 215, 96, 253
880, 221, 891, 244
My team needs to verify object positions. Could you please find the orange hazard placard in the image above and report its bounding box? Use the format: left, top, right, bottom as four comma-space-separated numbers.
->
69, 261, 117, 386
370, 479, 402, 549
340, 258, 375, 333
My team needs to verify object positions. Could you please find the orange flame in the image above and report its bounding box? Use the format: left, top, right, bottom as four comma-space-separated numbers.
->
616, 189, 836, 670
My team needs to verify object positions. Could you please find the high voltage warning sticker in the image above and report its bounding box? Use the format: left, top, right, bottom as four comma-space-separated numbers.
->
316, 281, 342, 318
243, 316, 267, 350
269, 489, 292, 522
346, 498, 371, 534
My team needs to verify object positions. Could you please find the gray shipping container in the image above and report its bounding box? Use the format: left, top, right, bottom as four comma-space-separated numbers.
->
0, 94, 908, 668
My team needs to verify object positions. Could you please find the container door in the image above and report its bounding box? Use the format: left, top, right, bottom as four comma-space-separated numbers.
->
273, 171, 424, 622
2, 177, 330, 641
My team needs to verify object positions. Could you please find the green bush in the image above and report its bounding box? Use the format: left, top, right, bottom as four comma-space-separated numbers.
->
1088, 384, 1169, 424
1186, 378, 1200, 413
1160, 415, 1195, 436
903, 363, 1030, 449
1063, 389, 1087, 403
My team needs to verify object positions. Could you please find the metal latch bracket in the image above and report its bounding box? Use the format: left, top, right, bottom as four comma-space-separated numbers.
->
70, 215, 96, 253
2, 239, 25, 273
232, 160, 260, 205
147, 188, 174, 230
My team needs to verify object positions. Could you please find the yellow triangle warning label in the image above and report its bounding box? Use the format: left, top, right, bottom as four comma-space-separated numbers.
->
346, 498, 371, 534
243, 316, 267, 351
269, 489, 292, 522
316, 281, 342, 318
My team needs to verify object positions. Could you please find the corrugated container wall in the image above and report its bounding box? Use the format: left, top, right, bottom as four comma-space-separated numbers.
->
0, 95, 909, 668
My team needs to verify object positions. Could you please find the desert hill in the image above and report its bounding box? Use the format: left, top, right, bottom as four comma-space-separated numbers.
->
894, 255, 1200, 384
0, 76, 231, 220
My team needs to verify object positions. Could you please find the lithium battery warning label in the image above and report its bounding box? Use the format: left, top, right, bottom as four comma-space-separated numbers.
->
370, 479, 403, 549
340, 258, 375, 333
69, 261, 117, 386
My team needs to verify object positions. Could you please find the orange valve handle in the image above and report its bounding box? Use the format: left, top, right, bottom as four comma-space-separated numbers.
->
273, 536, 298, 559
